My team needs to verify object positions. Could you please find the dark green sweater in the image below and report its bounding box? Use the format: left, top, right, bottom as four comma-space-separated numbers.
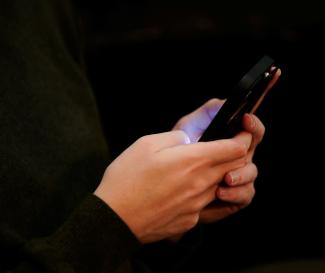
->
0, 1, 201, 273
0, 1, 141, 272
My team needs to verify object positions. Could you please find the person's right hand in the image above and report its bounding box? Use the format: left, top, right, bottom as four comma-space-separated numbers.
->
94, 131, 252, 244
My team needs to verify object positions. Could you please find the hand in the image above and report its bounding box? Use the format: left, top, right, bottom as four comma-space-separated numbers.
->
199, 114, 264, 223
94, 130, 252, 244
172, 99, 264, 224
199, 68, 281, 223
172, 98, 225, 143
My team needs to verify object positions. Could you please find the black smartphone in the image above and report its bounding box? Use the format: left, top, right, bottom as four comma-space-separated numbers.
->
200, 55, 280, 141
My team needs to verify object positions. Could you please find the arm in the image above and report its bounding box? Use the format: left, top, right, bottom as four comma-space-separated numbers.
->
94, 129, 252, 244
0, 192, 140, 273
1, 116, 251, 273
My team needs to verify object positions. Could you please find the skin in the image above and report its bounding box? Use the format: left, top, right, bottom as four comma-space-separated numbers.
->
95, 126, 251, 243
174, 69, 280, 226
95, 70, 280, 244
173, 99, 263, 226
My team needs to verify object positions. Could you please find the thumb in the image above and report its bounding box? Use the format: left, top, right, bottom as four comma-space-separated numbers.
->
144, 130, 191, 151
173, 98, 225, 143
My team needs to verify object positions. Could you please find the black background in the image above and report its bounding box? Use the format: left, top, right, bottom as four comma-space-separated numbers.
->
77, 1, 325, 272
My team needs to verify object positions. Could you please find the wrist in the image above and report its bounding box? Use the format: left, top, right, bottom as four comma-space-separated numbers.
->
93, 189, 145, 244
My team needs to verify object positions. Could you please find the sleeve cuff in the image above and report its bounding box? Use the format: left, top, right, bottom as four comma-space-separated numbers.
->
25, 194, 141, 273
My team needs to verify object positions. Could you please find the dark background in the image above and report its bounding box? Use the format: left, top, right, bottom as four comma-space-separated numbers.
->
77, 1, 325, 272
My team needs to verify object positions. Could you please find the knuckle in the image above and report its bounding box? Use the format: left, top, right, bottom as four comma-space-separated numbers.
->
189, 199, 205, 213
243, 187, 256, 206
234, 156, 249, 169
182, 152, 202, 165
251, 185, 256, 197
137, 135, 155, 151
137, 135, 151, 145
218, 139, 247, 158
231, 141, 247, 157
251, 163, 258, 179
239, 156, 249, 166
189, 178, 207, 195
185, 214, 200, 230
189, 184, 201, 196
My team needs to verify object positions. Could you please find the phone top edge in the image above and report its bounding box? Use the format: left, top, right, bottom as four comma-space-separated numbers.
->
199, 55, 278, 142
235, 55, 275, 93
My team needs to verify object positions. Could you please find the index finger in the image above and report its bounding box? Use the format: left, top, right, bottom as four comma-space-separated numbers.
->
177, 131, 252, 165
242, 114, 265, 146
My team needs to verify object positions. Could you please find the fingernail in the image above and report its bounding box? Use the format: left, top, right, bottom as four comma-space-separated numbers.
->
229, 172, 241, 185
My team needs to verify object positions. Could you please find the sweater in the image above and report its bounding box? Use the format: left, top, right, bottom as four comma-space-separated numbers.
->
0, 1, 141, 272
0, 1, 202, 273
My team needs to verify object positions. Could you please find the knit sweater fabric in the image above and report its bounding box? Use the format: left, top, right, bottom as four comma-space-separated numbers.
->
0, 1, 142, 272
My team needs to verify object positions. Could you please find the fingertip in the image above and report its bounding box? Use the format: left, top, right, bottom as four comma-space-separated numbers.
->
224, 173, 233, 186
242, 114, 257, 133
205, 98, 225, 119
207, 98, 225, 106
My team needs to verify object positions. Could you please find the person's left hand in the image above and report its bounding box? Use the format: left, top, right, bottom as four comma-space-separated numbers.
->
172, 98, 265, 224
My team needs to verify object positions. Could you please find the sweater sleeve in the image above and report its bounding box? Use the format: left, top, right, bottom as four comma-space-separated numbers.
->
132, 226, 202, 273
4, 194, 141, 273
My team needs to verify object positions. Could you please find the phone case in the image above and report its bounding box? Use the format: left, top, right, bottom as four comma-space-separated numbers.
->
200, 55, 278, 141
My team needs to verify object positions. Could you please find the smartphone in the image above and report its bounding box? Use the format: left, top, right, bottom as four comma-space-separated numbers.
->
200, 55, 280, 141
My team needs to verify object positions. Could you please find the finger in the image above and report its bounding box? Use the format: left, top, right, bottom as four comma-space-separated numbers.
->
205, 131, 252, 164
242, 114, 265, 147
209, 156, 249, 184
178, 137, 248, 166
224, 163, 258, 186
173, 98, 225, 143
232, 131, 253, 152
199, 203, 240, 223
216, 183, 255, 206
167, 213, 200, 234
190, 184, 219, 212
190, 156, 250, 193
162, 131, 251, 172
142, 130, 191, 151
